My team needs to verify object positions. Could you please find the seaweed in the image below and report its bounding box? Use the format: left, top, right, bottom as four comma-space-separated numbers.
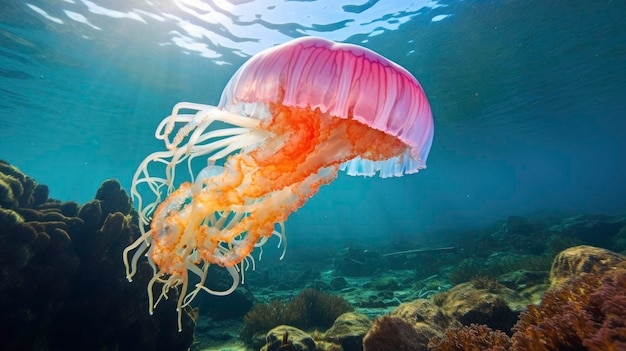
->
242, 288, 354, 341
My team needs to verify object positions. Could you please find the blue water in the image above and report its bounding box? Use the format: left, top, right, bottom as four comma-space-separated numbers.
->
1, 0, 625, 249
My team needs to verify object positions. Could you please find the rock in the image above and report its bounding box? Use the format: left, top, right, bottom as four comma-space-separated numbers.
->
371, 277, 398, 291
196, 286, 254, 320
362, 298, 460, 351
363, 315, 434, 351
612, 225, 626, 253
330, 276, 348, 290
504, 215, 533, 235
335, 248, 384, 276
549, 215, 626, 248
261, 325, 316, 351
549, 245, 626, 288
440, 280, 528, 333
323, 312, 371, 351
499, 270, 549, 290
498, 270, 549, 304
393, 299, 459, 333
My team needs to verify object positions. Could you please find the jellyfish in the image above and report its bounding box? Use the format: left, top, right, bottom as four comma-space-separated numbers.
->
123, 36, 433, 330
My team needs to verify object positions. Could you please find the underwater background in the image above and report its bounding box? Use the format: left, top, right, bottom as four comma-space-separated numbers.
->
1, 0, 626, 350
2, 0, 625, 249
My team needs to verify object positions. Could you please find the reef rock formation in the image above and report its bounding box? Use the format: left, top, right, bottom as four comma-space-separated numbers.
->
363, 298, 460, 351
427, 245, 626, 351
511, 245, 626, 351
549, 244, 625, 288
0, 160, 195, 351
438, 277, 528, 333
323, 312, 372, 351
261, 325, 316, 351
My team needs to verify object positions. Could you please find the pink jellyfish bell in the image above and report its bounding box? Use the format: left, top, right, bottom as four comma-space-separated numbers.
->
123, 36, 434, 330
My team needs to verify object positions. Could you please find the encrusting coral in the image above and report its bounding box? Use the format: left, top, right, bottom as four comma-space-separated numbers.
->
0, 160, 195, 351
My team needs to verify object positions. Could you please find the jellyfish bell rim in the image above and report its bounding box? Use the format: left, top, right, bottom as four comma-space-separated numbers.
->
218, 36, 434, 178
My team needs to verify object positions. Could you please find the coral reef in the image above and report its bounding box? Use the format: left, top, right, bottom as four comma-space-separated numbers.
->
428, 323, 512, 351
363, 298, 460, 351
511, 247, 626, 351
427, 246, 626, 351
549, 245, 625, 288
0, 160, 194, 350
242, 288, 354, 344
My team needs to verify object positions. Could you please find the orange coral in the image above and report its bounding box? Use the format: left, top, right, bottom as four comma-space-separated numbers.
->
428, 324, 512, 351
511, 265, 626, 351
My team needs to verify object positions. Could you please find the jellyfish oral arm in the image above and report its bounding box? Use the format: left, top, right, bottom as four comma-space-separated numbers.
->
124, 102, 274, 331
129, 102, 272, 225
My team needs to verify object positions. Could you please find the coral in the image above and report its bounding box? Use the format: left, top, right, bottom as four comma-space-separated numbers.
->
470, 276, 503, 292
511, 261, 626, 351
360, 298, 460, 351
549, 245, 625, 288
432, 292, 448, 307
363, 315, 432, 351
423, 246, 626, 351
94, 178, 132, 217
448, 258, 484, 285
392, 299, 459, 333
428, 323, 512, 351
242, 288, 354, 342
243, 299, 291, 342
583, 272, 626, 351
0, 160, 38, 208
0, 161, 194, 350
290, 288, 354, 329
